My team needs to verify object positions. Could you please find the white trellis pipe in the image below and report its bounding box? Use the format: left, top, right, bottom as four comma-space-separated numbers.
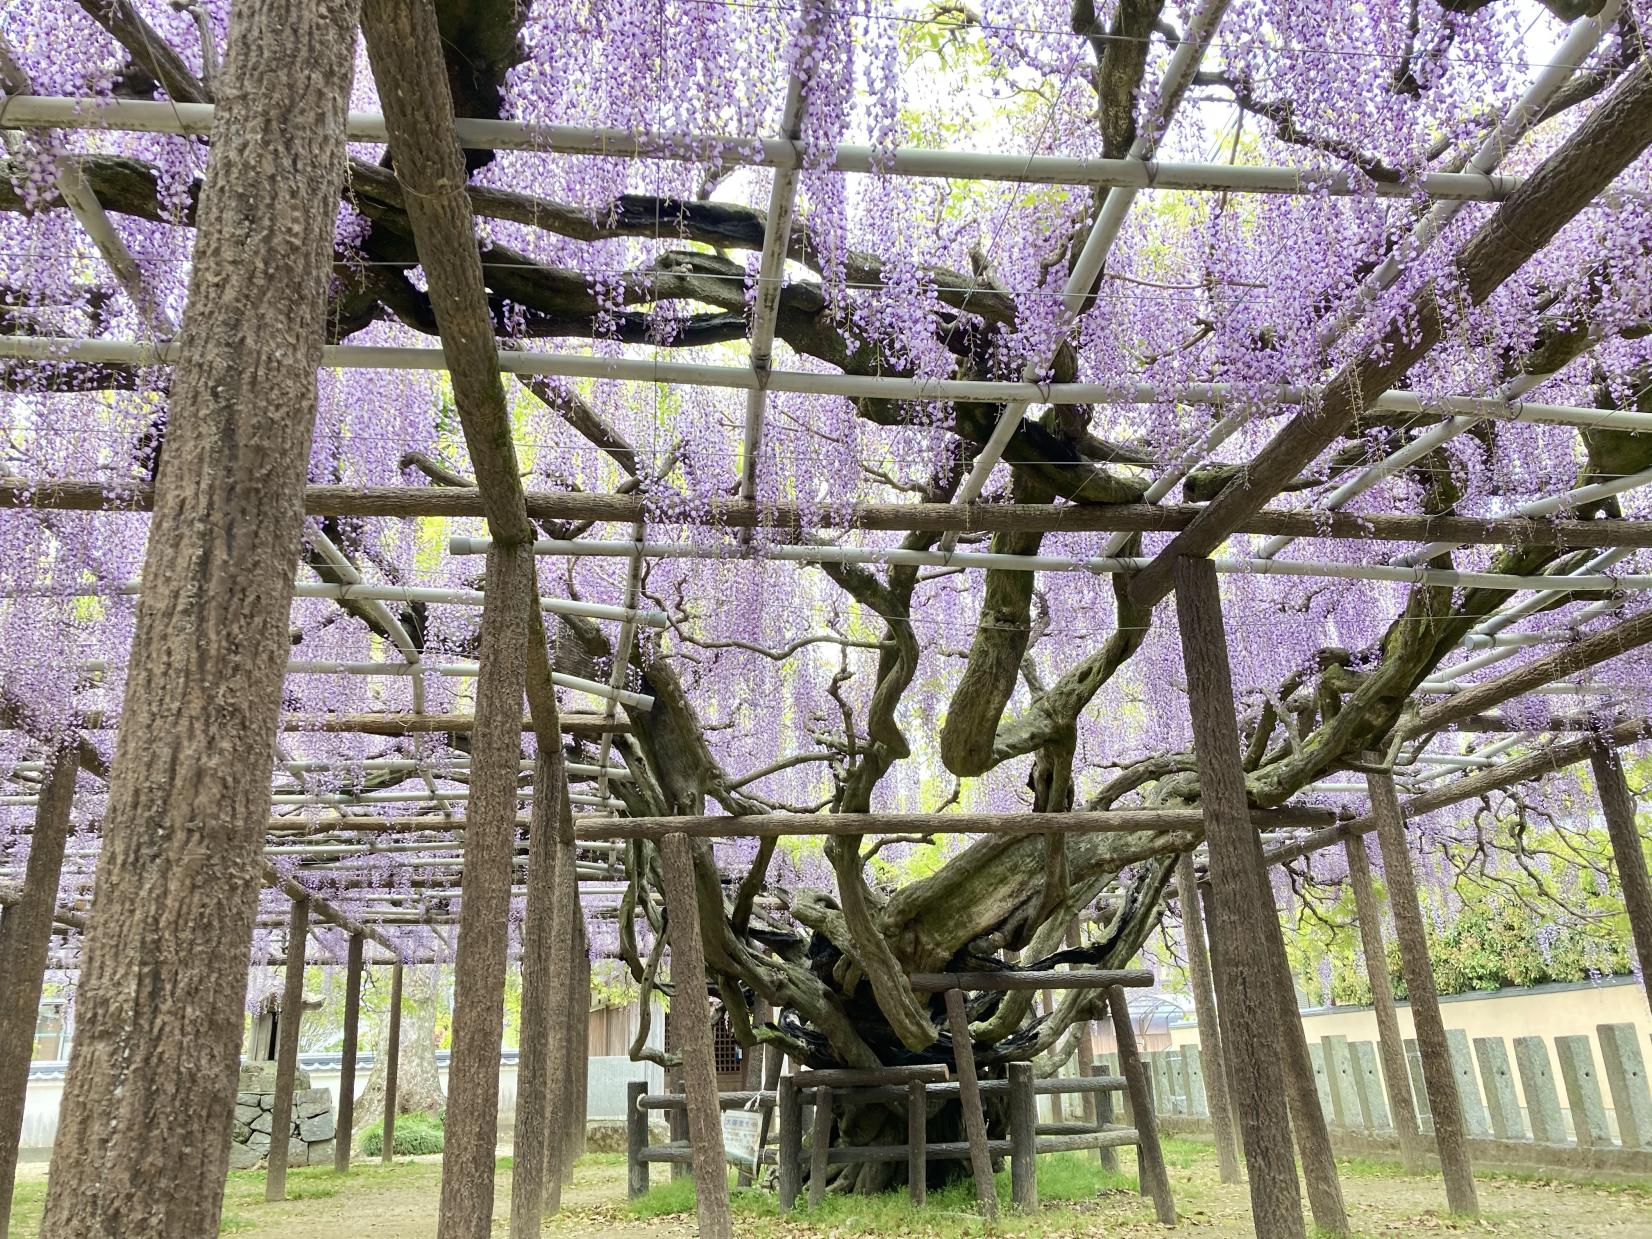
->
283, 658, 655, 711
266, 788, 627, 810
1457, 631, 1577, 651
1402, 754, 1503, 769
4, 335, 1647, 436
739, 2, 825, 501
1415, 680, 1623, 696
1314, 1, 1618, 350
1255, 367, 1590, 561
454, 534, 1652, 594
597, 526, 647, 803
1428, 592, 1627, 684
944, 0, 1231, 536
1099, 406, 1251, 556
1404, 734, 1525, 784
1400, 468, 1652, 565
24, 576, 668, 627
305, 523, 453, 814
0, 95, 1531, 201
0, 48, 178, 337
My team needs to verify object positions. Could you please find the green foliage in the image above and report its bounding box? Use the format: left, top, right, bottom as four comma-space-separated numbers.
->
1391, 897, 1631, 999
357, 1111, 445, 1158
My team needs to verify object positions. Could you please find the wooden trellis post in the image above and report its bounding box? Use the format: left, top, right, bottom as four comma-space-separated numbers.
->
1174, 855, 1241, 1183
511, 745, 573, 1235
906, 1079, 926, 1205
335, 933, 364, 1174
1107, 987, 1175, 1225
1270, 951, 1349, 1233
542, 822, 581, 1211
1343, 834, 1426, 1171
35, 4, 359, 1234
1172, 555, 1306, 1239
427, 542, 531, 1239
1368, 771, 1479, 1215
944, 987, 999, 1220
266, 897, 310, 1201
657, 833, 733, 1239
1589, 742, 1652, 1015
0, 745, 77, 1239
567, 911, 591, 1177
1009, 1062, 1038, 1214
382, 962, 403, 1164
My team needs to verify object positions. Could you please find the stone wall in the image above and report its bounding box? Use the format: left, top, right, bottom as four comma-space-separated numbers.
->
228, 1062, 336, 1172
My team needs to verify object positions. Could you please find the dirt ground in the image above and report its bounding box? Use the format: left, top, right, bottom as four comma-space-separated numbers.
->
8, 1140, 1652, 1237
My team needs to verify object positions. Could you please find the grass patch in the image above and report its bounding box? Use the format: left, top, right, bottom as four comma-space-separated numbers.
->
625, 1155, 1149, 1235
1035, 1151, 1135, 1200
357, 1111, 444, 1158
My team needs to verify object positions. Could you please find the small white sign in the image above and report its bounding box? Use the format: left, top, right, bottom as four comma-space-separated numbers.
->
721, 1109, 764, 1174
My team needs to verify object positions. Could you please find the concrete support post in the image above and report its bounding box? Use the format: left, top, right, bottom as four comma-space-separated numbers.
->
1444, 1030, 1492, 1139
1555, 1035, 1612, 1147
1597, 1024, 1652, 1150
1472, 1038, 1526, 1143
1512, 1037, 1566, 1145
1350, 1042, 1391, 1131
1322, 1036, 1361, 1130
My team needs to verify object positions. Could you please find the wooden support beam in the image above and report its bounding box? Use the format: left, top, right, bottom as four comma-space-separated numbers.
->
1368, 771, 1478, 1215
807, 1086, 833, 1209
906, 1079, 926, 1205
778, 1076, 802, 1210
565, 911, 591, 1179
1342, 835, 1426, 1170
13, 478, 1652, 552
657, 833, 733, 1239
1272, 933, 1348, 1234
509, 745, 568, 1236
0, 746, 77, 1239
576, 806, 1332, 841
1108, 986, 1175, 1225
265, 897, 310, 1202
37, 5, 361, 1233
1259, 717, 1652, 872
1009, 1062, 1037, 1214
543, 816, 582, 1209
0, 689, 106, 781
277, 712, 622, 737
426, 543, 531, 1239
1173, 555, 1305, 1239
1127, 58, 1652, 608
1175, 856, 1241, 1184
381, 962, 403, 1164
944, 987, 998, 1221
334, 933, 364, 1174
909, 968, 1153, 991
260, 804, 1331, 839
1409, 609, 1652, 737
1588, 742, 1652, 1015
